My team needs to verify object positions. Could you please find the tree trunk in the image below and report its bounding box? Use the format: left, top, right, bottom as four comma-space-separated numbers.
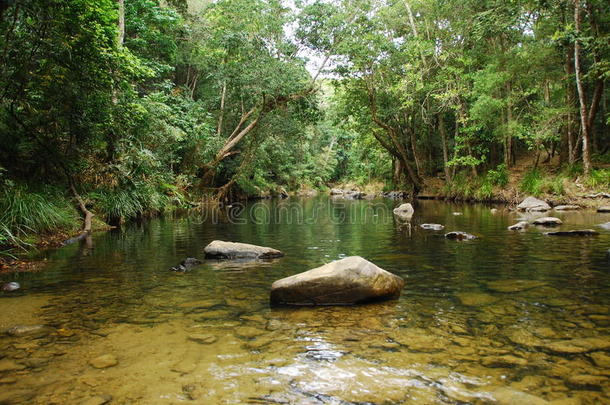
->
217, 80, 227, 137
117, 0, 124, 46
564, 45, 577, 165
438, 114, 451, 181
574, 0, 591, 176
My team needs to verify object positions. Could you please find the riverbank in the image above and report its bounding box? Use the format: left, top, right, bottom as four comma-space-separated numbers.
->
332, 156, 610, 209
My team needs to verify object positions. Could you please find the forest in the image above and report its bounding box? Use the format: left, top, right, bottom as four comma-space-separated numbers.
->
0, 0, 609, 256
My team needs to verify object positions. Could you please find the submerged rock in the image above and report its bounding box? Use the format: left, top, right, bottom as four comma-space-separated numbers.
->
420, 223, 444, 231
6, 325, 52, 338
204, 240, 284, 260
0, 359, 26, 373
508, 221, 529, 231
188, 334, 217, 344
445, 231, 476, 241
545, 229, 598, 237
393, 203, 414, 220
1, 282, 20, 292
486, 387, 548, 405
532, 217, 562, 226
598, 222, 610, 230
482, 355, 527, 368
170, 257, 202, 272
554, 205, 580, 211
270, 256, 404, 305
541, 337, 610, 354
456, 292, 497, 306
598, 206, 610, 213
89, 354, 118, 369
486, 279, 546, 293
80, 395, 112, 405
517, 196, 551, 212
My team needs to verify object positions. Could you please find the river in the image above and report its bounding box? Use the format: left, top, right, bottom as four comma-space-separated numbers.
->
1, 196, 609, 404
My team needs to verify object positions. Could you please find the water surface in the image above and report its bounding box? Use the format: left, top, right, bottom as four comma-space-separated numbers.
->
1, 197, 609, 404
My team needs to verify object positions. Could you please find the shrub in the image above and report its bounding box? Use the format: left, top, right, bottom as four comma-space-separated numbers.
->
520, 169, 543, 196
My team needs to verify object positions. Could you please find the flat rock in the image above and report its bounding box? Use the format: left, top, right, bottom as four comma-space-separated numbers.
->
445, 231, 476, 240
566, 374, 608, 389
554, 205, 580, 211
505, 328, 542, 347
393, 203, 414, 220
598, 206, 610, 213
585, 192, 610, 199
545, 229, 598, 236
589, 352, 610, 368
541, 337, 610, 354
420, 223, 444, 230
482, 355, 527, 368
508, 221, 528, 231
598, 222, 610, 230
89, 354, 118, 369
0, 359, 26, 372
330, 188, 344, 195
234, 326, 265, 339
532, 217, 562, 226
187, 334, 217, 344
517, 196, 551, 212
270, 256, 404, 306
204, 240, 283, 260
486, 387, 548, 405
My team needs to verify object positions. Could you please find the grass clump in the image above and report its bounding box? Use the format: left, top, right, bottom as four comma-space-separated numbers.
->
0, 185, 78, 256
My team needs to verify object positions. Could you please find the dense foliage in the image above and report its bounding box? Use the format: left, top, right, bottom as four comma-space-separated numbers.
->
0, 0, 608, 254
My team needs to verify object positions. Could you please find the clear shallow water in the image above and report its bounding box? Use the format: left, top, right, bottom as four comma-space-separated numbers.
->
1, 197, 610, 404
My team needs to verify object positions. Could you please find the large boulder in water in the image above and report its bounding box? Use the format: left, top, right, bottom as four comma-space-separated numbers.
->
270, 256, 404, 306
393, 203, 414, 220
204, 240, 283, 260
517, 196, 551, 212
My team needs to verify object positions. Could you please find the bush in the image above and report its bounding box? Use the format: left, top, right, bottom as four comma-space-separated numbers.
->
486, 164, 509, 187
520, 169, 543, 196
88, 184, 171, 225
586, 168, 610, 188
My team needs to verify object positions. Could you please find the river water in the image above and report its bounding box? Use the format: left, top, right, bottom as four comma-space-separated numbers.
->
1, 196, 609, 404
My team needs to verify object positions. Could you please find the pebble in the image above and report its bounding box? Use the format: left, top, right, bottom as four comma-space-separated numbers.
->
89, 354, 118, 369
234, 326, 265, 339
187, 334, 217, 344
80, 394, 112, 405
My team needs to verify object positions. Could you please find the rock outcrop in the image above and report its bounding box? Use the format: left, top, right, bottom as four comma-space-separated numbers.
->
204, 240, 284, 260
270, 256, 404, 305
